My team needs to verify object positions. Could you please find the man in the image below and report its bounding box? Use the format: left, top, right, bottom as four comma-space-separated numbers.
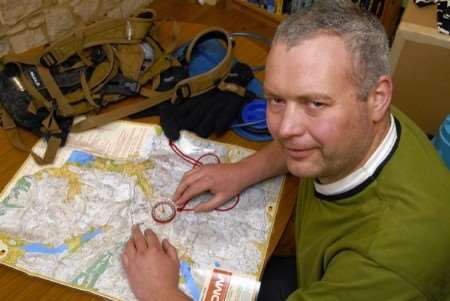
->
121, 0, 450, 300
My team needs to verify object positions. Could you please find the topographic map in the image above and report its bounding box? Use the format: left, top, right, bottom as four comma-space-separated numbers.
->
0, 121, 284, 301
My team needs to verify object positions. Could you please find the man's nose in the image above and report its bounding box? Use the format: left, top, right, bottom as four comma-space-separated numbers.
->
278, 104, 306, 139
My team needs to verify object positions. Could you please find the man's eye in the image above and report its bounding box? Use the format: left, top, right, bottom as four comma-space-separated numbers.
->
269, 97, 284, 104
310, 101, 325, 108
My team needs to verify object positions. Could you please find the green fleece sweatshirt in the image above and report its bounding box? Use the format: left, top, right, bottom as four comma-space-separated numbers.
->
288, 108, 450, 301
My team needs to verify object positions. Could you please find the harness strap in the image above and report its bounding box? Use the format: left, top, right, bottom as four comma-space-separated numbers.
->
137, 34, 172, 85
170, 27, 234, 103
73, 27, 236, 132
73, 30, 92, 66
42, 15, 155, 66
1, 46, 46, 65
30, 136, 62, 165
138, 22, 181, 85
161, 20, 181, 55
115, 44, 144, 81
40, 111, 61, 135
1, 108, 30, 152
27, 102, 37, 115
1, 21, 239, 165
218, 81, 247, 97
1, 108, 61, 165
80, 71, 99, 109
71, 88, 173, 132
18, 71, 52, 111
18, 44, 118, 112
65, 45, 118, 104
37, 66, 75, 117
2, 12, 155, 66
139, 53, 176, 85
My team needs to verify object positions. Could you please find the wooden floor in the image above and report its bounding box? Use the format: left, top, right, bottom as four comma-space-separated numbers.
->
0, 2, 288, 301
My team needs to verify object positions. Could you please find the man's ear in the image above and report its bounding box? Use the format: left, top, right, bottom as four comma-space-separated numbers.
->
368, 75, 393, 122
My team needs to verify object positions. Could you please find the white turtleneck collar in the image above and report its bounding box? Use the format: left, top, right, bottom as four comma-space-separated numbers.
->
314, 114, 397, 196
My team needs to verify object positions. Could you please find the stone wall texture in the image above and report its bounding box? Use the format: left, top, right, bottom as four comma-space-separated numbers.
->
0, 0, 154, 57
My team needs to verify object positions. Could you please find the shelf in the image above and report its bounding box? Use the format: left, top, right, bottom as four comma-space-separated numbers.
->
226, 0, 402, 40
226, 0, 284, 27
390, 0, 450, 134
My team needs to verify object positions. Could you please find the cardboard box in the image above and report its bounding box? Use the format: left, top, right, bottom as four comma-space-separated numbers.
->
390, 0, 450, 135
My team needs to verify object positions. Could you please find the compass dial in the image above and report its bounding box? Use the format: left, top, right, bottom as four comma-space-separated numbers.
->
151, 201, 176, 223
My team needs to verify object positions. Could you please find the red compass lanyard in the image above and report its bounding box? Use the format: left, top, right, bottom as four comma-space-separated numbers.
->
168, 140, 240, 212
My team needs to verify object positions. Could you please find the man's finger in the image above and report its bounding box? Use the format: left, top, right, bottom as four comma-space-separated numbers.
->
194, 194, 231, 212
144, 228, 162, 251
121, 253, 129, 268
172, 168, 204, 203
175, 178, 213, 207
132, 224, 147, 252
162, 239, 179, 264
125, 238, 137, 258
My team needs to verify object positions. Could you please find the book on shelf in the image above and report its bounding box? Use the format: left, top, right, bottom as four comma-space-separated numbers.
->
275, 0, 283, 14
240, 0, 386, 18
245, 0, 314, 15
247, 0, 276, 13
352, 0, 386, 17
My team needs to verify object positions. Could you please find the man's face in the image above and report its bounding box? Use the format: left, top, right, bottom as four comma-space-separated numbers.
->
264, 35, 376, 183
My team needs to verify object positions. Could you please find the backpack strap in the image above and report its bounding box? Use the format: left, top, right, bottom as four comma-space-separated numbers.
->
36, 66, 75, 116
2, 10, 156, 67
71, 89, 173, 132
7, 44, 119, 119
1, 24, 236, 164
41, 11, 156, 67
138, 37, 178, 85
70, 27, 235, 132
170, 27, 234, 103
64, 45, 118, 105
138, 21, 181, 85
1, 108, 62, 165
17, 67, 53, 111
1, 108, 30, 152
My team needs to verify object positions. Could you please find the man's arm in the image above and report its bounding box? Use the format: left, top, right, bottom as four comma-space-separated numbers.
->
240, 140, 289, 185
173, 140, 288, 212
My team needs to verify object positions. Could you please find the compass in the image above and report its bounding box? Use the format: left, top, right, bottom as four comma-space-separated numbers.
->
151, 200, 177, 223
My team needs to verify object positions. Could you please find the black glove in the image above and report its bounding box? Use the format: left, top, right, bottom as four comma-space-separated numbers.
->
160, 62, 254, 140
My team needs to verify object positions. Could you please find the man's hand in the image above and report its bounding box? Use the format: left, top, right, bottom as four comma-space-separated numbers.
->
174, 141, 289, 212
173, 163, 248, 212
121, 225, 190, 301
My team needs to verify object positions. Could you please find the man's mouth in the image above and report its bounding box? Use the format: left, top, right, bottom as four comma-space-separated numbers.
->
284, 147, 315, 159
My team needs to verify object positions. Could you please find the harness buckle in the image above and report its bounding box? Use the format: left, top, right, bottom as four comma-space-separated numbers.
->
174, 83, 191, 104
40, 52, 58, 68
